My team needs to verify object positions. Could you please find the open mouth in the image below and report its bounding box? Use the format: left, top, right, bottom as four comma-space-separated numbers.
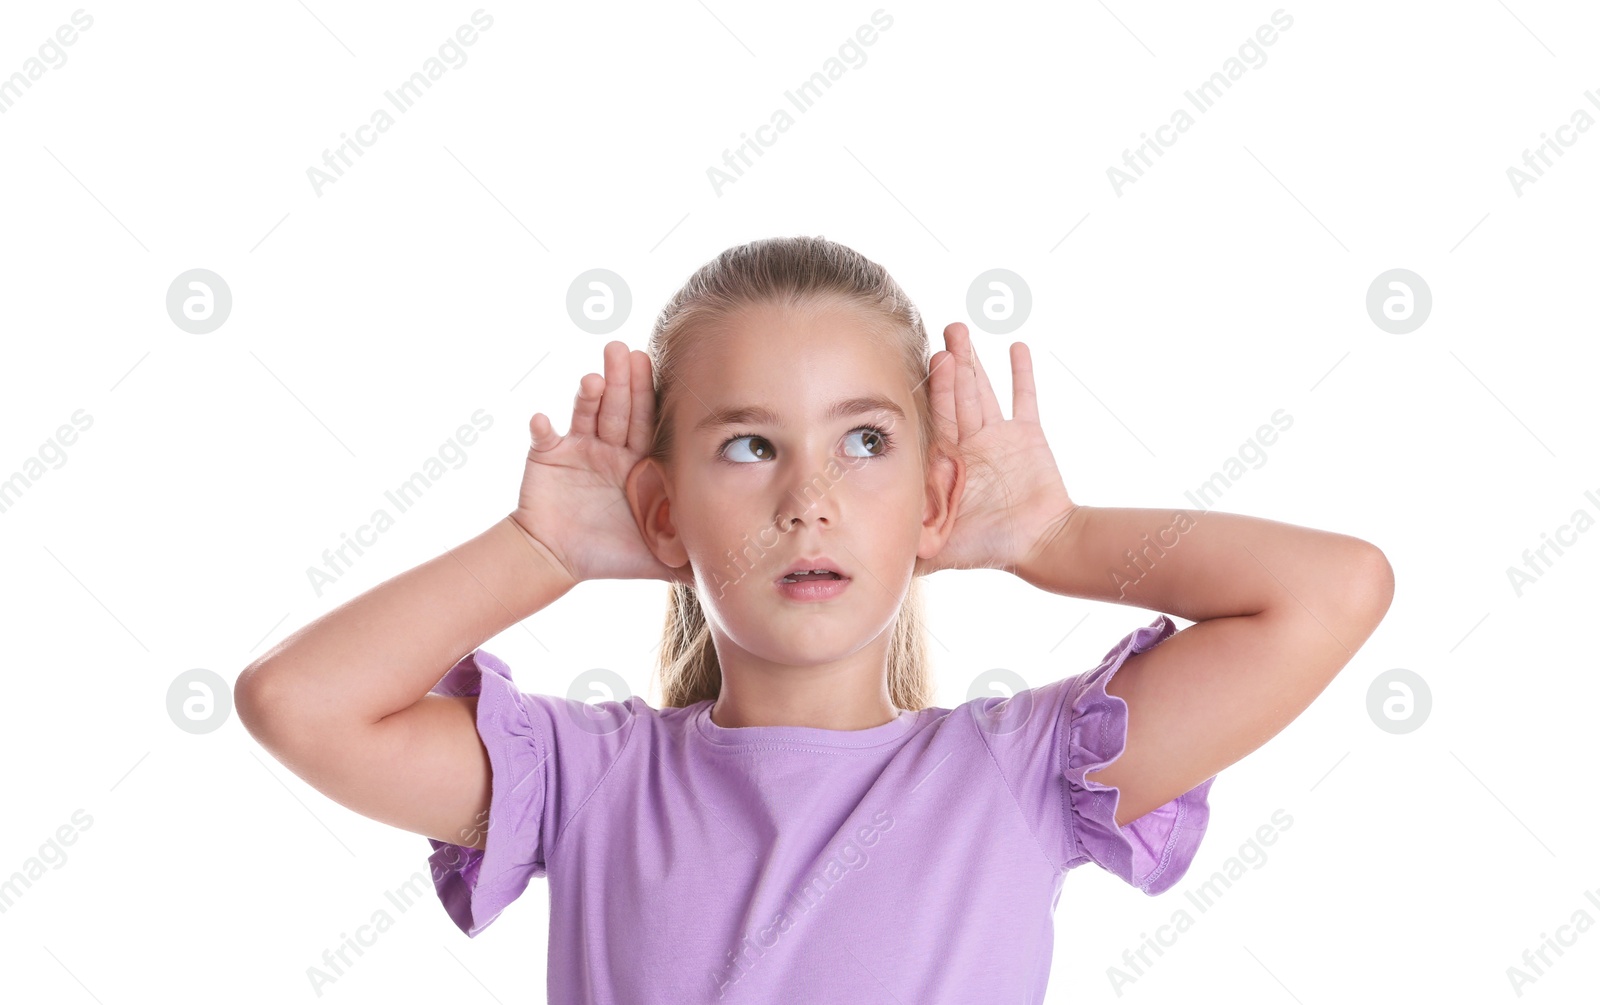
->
779, 570, 844, 584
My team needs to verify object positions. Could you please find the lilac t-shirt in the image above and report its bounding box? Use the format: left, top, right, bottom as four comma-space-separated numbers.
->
425, 614, 1214, 1003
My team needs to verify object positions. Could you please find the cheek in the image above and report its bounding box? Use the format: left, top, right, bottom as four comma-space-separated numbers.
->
838, 452, 912, 490
874, 460, 930, 506
681, 482, 783, 559
690, 458, 916, 525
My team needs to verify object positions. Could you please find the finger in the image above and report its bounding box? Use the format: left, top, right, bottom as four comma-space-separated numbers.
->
949, 323, 979, 440
928, 350, 956, 446
596, 341, 631, 446
626, 349, 655, 454
1010, 342, 1039, 424
926, 349, 958, 448
571, 369, 604, 440
967, 328, 1004, 426
529, 411, 561, 452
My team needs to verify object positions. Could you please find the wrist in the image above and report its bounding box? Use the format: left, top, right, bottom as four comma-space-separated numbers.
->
1013, 502, 1087, 583
502, 513, 582, 594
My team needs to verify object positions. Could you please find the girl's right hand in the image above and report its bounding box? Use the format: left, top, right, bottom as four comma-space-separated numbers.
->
509, 341, 692, 586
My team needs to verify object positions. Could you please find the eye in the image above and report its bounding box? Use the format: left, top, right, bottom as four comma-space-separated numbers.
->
717, 425, 895, 463
719, 434, 776, 463
844, 425, 893, 458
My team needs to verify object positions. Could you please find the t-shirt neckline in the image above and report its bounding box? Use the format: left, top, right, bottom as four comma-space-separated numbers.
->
693, 701, 919, 748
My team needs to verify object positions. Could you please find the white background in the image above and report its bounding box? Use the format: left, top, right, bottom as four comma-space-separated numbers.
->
1, 1, 1596, 1002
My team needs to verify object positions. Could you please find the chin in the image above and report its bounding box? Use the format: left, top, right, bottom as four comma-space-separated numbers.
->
724, 622, 864, 664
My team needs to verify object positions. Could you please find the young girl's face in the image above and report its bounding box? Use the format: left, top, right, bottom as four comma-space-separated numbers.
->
658, 296, 944, 669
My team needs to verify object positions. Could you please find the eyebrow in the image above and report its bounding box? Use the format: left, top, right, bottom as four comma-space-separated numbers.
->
693, 394, 906, 434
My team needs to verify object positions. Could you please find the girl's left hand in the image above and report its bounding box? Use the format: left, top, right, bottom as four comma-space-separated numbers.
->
914, 322, 1078, 577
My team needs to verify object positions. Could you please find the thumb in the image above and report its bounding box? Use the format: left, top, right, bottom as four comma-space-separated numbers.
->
529, 413, 562, 453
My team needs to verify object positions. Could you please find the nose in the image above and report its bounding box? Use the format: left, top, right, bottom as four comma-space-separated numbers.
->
774, 454, 844, 530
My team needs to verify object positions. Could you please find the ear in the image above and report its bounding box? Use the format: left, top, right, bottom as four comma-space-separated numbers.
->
918, 445, 963, 563
626, 456, 692, 576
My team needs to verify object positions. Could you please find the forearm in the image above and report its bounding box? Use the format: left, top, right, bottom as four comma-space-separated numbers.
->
239, 515, 578, 727
1017, 504, 1387, 624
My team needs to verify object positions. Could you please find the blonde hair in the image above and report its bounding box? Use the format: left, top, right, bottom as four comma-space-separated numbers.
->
645, 235, 947, 712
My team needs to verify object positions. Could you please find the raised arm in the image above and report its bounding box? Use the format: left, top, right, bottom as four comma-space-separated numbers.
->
237, 341, 690, 857
234, 516, 579, 849
911, 323, 1392, 830
1016, 504, 1395, 827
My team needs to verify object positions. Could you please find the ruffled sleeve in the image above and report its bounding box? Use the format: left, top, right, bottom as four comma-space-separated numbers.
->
1062, 614, 1215, 895
424, 649, 551, 937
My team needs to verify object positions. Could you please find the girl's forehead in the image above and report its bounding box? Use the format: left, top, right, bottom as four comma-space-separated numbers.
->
681, 342, 907, 413
665, 301, 913, 430
668, 344, 915, 435
699, 309, 900, 374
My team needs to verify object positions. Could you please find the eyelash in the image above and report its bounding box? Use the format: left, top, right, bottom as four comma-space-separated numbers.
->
717, 425, 896, 462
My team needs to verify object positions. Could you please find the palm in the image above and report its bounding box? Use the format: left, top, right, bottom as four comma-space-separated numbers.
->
516, 427, 657, 581
512, 342, 691, 586
915, 323, 1075, 577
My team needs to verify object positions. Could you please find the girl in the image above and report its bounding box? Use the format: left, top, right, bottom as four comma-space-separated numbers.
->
237, 236, 1394, 1002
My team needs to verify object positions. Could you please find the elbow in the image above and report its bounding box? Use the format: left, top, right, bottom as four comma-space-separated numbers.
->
1337, 540, 1395, 637
233, 664, 269, 740
234, 662, 292, 750
1356, 541, 1395, 616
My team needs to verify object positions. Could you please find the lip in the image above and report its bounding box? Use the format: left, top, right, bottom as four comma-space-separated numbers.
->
775, 556, 847, 583
775, 575, 851, 602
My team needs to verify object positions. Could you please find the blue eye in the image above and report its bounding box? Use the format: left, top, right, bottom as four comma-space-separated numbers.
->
718, 426, 895, 463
